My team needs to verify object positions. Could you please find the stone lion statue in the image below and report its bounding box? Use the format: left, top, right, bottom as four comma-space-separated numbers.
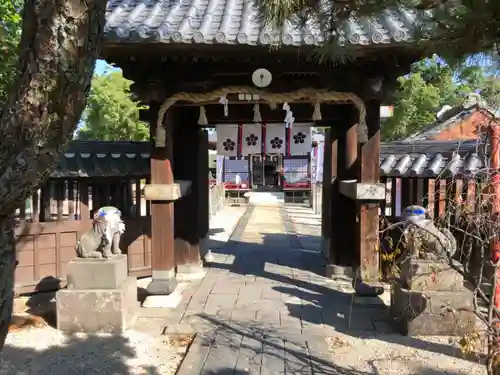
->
402, 205, 457, 260
76, 206, 126, 259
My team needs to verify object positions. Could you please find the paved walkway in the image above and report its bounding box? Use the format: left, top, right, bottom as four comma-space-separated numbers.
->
141, 203, 485, 375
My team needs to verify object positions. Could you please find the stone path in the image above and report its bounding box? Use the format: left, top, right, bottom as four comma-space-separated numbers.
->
143, 203, 485, 375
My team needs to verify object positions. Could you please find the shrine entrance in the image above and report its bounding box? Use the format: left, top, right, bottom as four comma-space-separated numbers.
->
101, 4, 424, 301
251, 154, 282, 190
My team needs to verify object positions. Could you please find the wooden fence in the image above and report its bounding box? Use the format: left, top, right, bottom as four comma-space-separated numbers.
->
380, 176, 485, 221
14, 176, 151, 294
311, 175, 490, 275
14, 178, 228, 294
311, 176, 488, 220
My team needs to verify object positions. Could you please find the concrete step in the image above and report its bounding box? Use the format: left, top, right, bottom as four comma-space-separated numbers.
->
243, 191, 285, 206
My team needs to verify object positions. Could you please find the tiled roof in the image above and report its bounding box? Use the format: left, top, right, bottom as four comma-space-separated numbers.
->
50, 141, 150, 178
402, 105, 494, 142
52, 140, 488, 179
380, 140, 487, 178
104, 0, 422, 46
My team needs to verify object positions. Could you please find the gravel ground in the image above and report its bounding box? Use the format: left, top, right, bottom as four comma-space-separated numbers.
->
316, 332, 488, 375
0, 326, 190, 375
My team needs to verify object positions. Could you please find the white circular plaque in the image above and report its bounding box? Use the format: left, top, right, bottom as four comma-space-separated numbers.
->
252, 68, 272, 88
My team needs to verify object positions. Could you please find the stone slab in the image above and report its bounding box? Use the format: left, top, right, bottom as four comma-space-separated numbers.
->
56, 276, 137, 334
66, 254, 128, 290
325, 264, 354, 279
142, 282, 187, 308
400, 258, 464, 292
390, 281, 475, 336
176, 262, 206, 281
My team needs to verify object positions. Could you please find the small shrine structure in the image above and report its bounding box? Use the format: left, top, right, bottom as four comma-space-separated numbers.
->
101, 4, 426, 294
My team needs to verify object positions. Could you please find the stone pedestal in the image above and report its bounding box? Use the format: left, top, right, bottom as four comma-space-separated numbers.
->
390, 259, 475, 336
56, 255, 137, 334
142, 269, 180, 308
66, 255, 128, 289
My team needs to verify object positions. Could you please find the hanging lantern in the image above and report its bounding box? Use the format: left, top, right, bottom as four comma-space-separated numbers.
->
198, 106, 208, 125
268, 101, 277, 111
253, 103, 262, 123
312, 102, 322, 121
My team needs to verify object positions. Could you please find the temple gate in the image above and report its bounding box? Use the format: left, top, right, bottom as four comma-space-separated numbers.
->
101, 5, 425, 297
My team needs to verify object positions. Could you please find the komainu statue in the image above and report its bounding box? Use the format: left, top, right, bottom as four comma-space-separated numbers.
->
401, 205, 457, 259
76, 206, 126, 259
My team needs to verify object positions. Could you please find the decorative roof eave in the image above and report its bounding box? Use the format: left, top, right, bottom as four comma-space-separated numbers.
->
49, 141, 151, 179
379, 140, 488, 178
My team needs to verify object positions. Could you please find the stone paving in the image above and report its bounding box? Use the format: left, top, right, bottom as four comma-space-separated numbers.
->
141, 203, 485, 375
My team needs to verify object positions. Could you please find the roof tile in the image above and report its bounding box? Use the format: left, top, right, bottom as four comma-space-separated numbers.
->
104, 0, 423, 46
380, 140, 487, 178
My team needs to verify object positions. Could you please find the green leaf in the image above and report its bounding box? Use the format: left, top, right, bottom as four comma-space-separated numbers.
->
381, 57, 500, 141
0, 0, 22, 104
76, 71, 150, 141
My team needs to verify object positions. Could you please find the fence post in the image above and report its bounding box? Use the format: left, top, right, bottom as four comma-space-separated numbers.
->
209, 186, 213, 217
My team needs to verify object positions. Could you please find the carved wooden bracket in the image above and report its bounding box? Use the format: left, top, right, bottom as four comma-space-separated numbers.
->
339, 180, 385, 201
144, 180, 192, 201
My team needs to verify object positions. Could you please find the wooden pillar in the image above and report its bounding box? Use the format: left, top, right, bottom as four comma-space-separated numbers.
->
322, 106, 359, 272
173, 109, 208, 277
336, 110, 359, 267
357, 100, 381, 283
146, 104, 177, 296
321, 129, 333, 259
197, 129, 210, 240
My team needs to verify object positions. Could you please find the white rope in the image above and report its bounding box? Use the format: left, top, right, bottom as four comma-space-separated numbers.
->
157, 86, 368, 141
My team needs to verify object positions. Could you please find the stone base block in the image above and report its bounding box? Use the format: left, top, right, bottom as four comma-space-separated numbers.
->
203, 250, 214, 263
142, 283, 186, 308
176, 262, 206, 281
66, 255, 128, 289
400, 258, 464, 292
390, 281, 475, 336
325, 264, 354, 279
56, 276, 138, 334
142, 294, 182, 308
321, 237, 330, 259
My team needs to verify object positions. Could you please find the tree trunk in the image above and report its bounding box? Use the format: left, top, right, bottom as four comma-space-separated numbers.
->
0, 217, 16, 349
0, 0, 106, 350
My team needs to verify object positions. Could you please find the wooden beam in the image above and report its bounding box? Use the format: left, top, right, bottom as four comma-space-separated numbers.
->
117, 52, 416, 98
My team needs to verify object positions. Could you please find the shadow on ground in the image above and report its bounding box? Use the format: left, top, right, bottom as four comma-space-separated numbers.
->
186, 315, 476, 375
0, 334, 161, 375
204, 206, 483, 365
202, 368, 471, 375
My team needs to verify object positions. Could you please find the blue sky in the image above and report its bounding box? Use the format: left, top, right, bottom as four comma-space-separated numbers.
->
95, 59, 119, 75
